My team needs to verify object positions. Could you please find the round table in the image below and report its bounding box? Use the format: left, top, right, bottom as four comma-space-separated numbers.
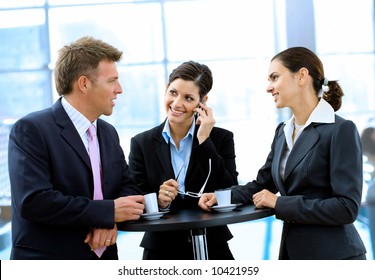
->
118, 204, 274, 260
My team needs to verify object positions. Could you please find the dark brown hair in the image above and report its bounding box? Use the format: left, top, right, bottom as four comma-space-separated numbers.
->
54, 36, 123, 96
272, 47, 344, 111
168, 60, 213, 100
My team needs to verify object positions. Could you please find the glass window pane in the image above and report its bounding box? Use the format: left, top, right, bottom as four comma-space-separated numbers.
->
102, 64, 166, 127
322, 54, 375, 125
314, 0, 374, 53
0, 9, 48, 70
0, 122, 12, 204
48, 3, 164, 64
0, 0, 45, 8
187, 59, 275, 121
164, 0, 275, 61
0, 71, 51, 119
48, 0, 138, 5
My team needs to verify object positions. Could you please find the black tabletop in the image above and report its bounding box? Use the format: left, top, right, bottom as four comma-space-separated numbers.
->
118, 204, 274, 232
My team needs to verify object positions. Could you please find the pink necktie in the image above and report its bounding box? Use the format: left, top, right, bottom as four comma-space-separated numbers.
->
87, 124, 106, 257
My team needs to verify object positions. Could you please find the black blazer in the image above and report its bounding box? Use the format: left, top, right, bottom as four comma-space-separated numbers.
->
232, 115, 367, 259
8, 98, 141, 259
129, 119, 238, 251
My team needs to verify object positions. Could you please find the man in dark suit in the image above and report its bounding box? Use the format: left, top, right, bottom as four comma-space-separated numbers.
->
8, 36, 145, 260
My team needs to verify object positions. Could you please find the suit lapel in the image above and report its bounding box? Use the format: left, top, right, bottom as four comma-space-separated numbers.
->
52, 99, 91, 168
272, 125, 287, 196
186, 125, 200, 177
284, 125, 319, 180
153, 123, 175, 179
96, 119, 109, 173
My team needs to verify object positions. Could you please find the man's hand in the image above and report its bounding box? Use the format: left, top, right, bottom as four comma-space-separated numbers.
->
114, 195, 145, 222
84, 224, 118, 250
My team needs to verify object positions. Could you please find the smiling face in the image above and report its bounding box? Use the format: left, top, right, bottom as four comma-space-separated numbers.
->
164, 78, 201, 127
85, 60, 122, 121
266, 59, 300, 110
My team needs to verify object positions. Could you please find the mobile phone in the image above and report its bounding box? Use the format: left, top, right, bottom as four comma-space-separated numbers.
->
195, 98, 204, 117
195, 101, 202, 117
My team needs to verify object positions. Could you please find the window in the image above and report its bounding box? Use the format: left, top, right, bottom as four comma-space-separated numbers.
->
314, 0, 375, 128
0, 0, 374, 212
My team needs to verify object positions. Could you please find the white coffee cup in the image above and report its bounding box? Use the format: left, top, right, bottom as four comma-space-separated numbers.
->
215, 188, 232, 206
144, 192, 159, 214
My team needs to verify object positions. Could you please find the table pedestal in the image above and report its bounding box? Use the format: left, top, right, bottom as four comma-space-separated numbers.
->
190, 228, 208, 260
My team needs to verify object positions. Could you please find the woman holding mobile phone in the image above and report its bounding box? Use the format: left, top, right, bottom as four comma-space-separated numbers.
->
128, 61, 238, 260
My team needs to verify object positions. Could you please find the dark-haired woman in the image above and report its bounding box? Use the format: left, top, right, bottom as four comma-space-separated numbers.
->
129, 61, 238, 260
199, 47, 367, 260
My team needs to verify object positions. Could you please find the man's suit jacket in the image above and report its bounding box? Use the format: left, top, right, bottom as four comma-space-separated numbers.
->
129, 120, 238, 252
8, 98, 141, 259
232, 115, 367, 259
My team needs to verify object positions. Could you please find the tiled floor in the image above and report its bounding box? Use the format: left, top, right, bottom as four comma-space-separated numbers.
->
0, 216, 373, 260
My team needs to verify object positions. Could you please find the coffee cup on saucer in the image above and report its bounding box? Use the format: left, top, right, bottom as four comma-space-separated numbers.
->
215, 188, 232, 206
144, 192, 159, 214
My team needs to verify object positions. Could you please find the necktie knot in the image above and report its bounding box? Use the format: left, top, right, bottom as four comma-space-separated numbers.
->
88, 124, 97, 138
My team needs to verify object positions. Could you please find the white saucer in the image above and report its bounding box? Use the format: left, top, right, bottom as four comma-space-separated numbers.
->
210, 203, 238, 213
141, 211, 166, 220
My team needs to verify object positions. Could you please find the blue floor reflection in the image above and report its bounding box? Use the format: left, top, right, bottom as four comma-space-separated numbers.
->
117, 216, 374, 260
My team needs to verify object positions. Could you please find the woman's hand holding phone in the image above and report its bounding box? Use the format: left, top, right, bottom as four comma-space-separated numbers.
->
195, 102, 216, 144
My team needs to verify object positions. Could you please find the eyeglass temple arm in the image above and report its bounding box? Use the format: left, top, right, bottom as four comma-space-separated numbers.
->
175, 154, 190, 182
198, 158, 211, 194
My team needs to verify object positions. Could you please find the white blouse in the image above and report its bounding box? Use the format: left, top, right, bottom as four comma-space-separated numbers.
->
279, 98, 335, 180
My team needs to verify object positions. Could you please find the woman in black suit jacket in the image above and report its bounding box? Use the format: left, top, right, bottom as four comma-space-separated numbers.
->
128, 61, 238, 259
199, 47, 367, 260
